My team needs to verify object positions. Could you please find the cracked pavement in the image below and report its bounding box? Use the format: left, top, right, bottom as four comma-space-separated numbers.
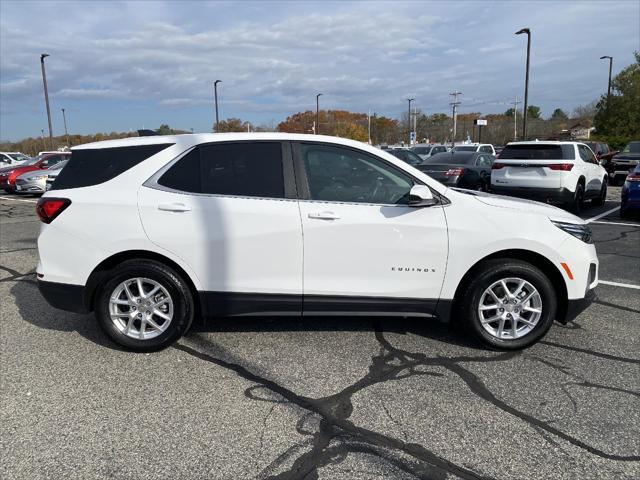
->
1, 192, 639, 479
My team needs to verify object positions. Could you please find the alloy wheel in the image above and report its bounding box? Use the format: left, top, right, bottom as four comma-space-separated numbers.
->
477, 277, 542, 340
108, 277, 174, 340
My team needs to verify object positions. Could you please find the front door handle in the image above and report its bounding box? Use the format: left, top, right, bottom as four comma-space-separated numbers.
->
308, 211, 340, 220
158, 203, 191, 212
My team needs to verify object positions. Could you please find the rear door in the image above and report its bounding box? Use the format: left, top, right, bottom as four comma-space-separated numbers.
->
491, 144, 574, 189
577, 144, 604, 194
138, 141, 303, 315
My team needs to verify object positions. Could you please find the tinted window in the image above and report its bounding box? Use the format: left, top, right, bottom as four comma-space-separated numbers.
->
302, 143, 413, 205
476, 154, 493, 167
453, 146, 476, 152
480, 146, 493, 153
158, 142, 284, 198
499, 144, 575, 160
578, 145, 597, 164
424, 152, 475, 165
412, 146, 431, 155
52, 144, 172, 190
622, 142, 640, 154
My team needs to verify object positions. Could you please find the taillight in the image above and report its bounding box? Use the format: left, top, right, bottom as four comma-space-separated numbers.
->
36, 198, 71, 224
445, 167, 465, 176
626, 173, 640, 182
492, 163, 506, 169
547, 163, 574, 171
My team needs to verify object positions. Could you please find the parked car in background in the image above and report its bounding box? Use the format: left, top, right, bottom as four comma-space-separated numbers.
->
0, 152, 71, 193
610, 141, 640, 186
36, 133, 597, 352
452, 143, 496, 155
583, 141, 617, 175
491, 141, 607, 214
418, 151, 494, 191
494, 146, 505, 157
45, 161, 68, 191
387, 147, 425, 167
620, 164, 640, 218
16, 159, 69, 195
411, 144, 448, 160
0, 152, 30, 167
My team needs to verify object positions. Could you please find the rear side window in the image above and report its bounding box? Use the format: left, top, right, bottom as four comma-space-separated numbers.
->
499, 144, 575, 160
158, 142, 285, 198
52, 144, 173, 190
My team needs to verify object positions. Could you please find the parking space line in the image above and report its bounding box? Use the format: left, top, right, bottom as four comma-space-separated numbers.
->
0, 196, 37, 203
585, 206, 619, 223
599, 280, 640, 290
591, 220, 640, 227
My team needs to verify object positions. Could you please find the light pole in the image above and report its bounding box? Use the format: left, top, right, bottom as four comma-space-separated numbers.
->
41, 129, 46, 151
515, 28, 531, 140
40, 54, 53, 148
406, 98, 414, 145
316, 93, 323, 135
599, 56, 613, 101
213, 80, 222, 132
61, 108, 69, 146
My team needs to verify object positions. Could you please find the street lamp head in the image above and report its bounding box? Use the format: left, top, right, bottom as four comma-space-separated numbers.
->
316, 93, 323, 98
515, 28, 530, 35
600, 55, 612, 60
40, 53, 50, 61
214, 79, 222, 85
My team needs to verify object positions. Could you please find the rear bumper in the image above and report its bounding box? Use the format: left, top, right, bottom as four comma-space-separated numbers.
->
564, 288, 596, 322
37, 279, 90, 313
490, 185, 574, 204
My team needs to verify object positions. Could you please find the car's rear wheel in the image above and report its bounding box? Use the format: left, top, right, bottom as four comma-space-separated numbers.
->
592, 182, 607, 206
95, 260, 194, 351
567, 184, 584, 214
456, 259, 557, 350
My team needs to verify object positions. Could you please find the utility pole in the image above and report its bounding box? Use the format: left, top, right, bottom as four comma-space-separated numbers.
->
406, 98, 414, 145
40, 54, 53, 148
413, 107, 417, 141
449, 91, 461, 146
316, 93, 323, 135
512, 95, 521, 141
213, 80, 221, 132
599, 56, 613, 103
515, 28, 531, 140
367, 109, 371, 144
61, 108, 69, 147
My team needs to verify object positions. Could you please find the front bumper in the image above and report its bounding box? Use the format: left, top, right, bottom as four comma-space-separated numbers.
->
15, 179, 46, 193
490, 185, 574, 204
564, 288, 596, 322
38, 279, 90, 313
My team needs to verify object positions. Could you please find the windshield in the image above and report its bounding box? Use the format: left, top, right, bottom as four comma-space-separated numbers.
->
20, 155, 44, 166
423, 152, 475, 165
452, 146, 476, 152
622, 142, 640, 154
48, 159, 69, 170
412, 146, 432, 154
499, 144, 575, 160
8, 153, 30, 162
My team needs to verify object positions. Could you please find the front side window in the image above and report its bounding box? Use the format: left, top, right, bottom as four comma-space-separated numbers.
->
158, 142, 284, 198
578, 145, 597, 164
301, 143, 414, 205
476, 154, 492, 167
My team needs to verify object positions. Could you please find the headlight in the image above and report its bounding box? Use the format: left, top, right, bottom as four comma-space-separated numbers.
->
27, 175, 47, 181
551, 220, 592, 243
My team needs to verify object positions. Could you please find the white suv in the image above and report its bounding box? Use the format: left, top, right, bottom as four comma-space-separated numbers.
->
452, 143, 496, 155
491, 141, 608, 213
36, 133, 598, 351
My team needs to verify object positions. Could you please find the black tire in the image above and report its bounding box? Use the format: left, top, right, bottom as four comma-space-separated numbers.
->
591, 181, 607, 206
95, 260, 194, 351
455, 259, 557, 350
567, 183, 584, 214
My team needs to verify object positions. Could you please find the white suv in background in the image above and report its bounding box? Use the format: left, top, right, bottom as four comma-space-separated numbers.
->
452, 143, 496, 155
491, 141, 608, 213
37, 133, 597, 352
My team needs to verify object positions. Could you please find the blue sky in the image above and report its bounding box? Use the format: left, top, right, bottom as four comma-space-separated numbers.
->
1, 0, 638, 141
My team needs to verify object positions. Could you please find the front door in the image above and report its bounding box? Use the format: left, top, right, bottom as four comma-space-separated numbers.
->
294, 142, 448, 315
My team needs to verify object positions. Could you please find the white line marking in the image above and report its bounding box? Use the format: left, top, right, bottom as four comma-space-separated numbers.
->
585, 206, 619, 223
599, 280, 640, 290
591, 220, 640, 227
0, 196, 37, 203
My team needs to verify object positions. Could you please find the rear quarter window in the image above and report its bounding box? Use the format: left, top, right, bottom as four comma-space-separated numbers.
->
499, 144, 575, 160
52, 144, 173, 190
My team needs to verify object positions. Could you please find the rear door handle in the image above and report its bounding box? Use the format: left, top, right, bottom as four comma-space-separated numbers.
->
308, 211, 340, 220
158, 203, 191, 212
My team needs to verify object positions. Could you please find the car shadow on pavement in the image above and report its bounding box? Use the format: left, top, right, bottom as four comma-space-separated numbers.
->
10, 278, 120, 350
11, 278, 482, 352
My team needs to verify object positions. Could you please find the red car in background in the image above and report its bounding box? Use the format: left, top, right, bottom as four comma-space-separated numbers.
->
584, 141, 617, 177
0, 152, 70, 193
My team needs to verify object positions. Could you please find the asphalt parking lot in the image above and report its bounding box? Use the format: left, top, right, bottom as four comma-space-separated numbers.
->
1, 190, 638, 480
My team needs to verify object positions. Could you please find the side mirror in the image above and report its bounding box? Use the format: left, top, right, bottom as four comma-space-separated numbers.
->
408, 185, 437, 207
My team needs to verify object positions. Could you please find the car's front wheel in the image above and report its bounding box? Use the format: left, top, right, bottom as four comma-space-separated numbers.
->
95, 260, 194, 351
456, 259, 557, 350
